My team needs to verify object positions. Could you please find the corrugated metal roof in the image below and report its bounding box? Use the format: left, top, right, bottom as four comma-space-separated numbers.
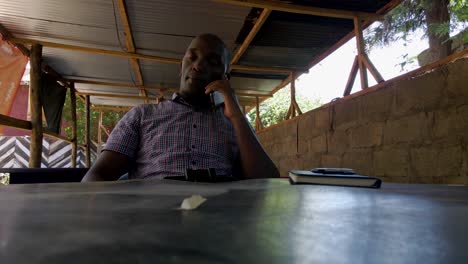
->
236, 0, 391, 69
124, 0, 249, 52
0, 0, 397, 107
139, 60, 180, 88
43, 48, 134, 83
0, 0, 120, 48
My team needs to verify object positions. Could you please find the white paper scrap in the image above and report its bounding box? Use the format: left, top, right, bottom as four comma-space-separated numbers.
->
180, 195, 207, 210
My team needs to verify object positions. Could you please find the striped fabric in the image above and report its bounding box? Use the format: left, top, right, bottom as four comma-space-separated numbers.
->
0, 136, 92, 168
104, 94, 239, 179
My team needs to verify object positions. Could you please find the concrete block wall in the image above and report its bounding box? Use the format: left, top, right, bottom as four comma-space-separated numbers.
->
257, 58, 468, 184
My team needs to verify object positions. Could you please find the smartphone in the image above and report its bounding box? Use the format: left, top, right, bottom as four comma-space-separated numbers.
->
208, 74, 227, 110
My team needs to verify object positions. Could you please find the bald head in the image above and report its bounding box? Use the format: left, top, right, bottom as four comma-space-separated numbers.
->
179, 34, 231, 103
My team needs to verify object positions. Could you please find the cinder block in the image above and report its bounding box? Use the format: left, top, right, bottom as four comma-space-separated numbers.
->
432, 105, 468, 141
382, 176, 409, 183
436, 145, 463, 177
280, 139, 298, 156
384, 113, 432, 144
298, 111, 316, 140
393, 70, 445, 117
410, 146, 438, 178
342, 150, 374, 175
279, 156, 302, 177
298, 138, 309, 154
359, 86, 394, 123
310, 135, 327, 153
373, 147, 409, 177
447, 58, 468, 99
314, 108, 331, 134
301, 152, 322, 170
349, 122, 384, 148
327, 130, 349, 154
321, 154, 342, 167
334, 98, 360, 130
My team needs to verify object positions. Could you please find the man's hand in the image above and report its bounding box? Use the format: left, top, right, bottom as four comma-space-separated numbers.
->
205, 78, 280, 179
205, 78, 243, 121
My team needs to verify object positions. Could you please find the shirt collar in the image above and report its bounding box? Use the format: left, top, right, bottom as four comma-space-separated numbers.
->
171, 92, 223, 112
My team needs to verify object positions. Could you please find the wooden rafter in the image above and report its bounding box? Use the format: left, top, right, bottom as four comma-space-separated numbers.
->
77, 92, 157, 101
12, 38, 296, 74
285, 72, 302, 120
115, 0, 148, 101
343, 55, 359, 96
214, 0, 384, 20
246, 0, 403, 114
354, 17, 368, 90
72, 78, 272, 97
231, 8, 271, 65
91, 106, 132, 112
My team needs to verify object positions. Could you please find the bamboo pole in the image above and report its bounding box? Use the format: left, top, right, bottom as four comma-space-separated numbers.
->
70, 84, 78, 168
343, 55, 359, 96
0, 114, 32, 130
98, 111, 103, 145
214, 0, 384, 20
354, 17, 368, 90
255, 96, 263, 131
29, 44, 43, 168
85, 95, 91, 167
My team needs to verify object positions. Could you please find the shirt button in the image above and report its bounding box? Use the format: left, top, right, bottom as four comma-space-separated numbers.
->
193, 124, 197, 128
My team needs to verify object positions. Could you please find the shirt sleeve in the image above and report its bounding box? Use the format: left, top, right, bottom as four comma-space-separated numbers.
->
102, 106, 142, 158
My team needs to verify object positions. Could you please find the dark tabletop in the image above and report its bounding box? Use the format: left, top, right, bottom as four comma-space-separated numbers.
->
0, 179, 467, 263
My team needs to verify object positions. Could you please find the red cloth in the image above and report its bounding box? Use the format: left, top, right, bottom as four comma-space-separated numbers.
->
0, 36, 29, 134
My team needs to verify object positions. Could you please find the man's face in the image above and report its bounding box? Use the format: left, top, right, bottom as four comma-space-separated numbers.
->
179, 36, 226, 100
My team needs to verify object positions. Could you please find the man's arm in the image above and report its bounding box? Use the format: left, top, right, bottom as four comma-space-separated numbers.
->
206, 80, 280, 179
81, 151, 130, 182
82, 106, 141, 182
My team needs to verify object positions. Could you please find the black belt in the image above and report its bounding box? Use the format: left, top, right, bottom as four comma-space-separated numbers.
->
163, 168, 238, 183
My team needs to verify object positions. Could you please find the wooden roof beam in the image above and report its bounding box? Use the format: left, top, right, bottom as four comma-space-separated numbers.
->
71, 78, 272, 97
11, 38, 296, 74
115, 0, 147, 100
91, 106, 132, 112
231, 8, 271, 65
76, 92, 157, 101
214, 0, 384, 20
0, 23, 30, 56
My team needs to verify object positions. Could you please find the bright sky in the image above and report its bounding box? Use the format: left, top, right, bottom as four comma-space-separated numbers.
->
294, 26, 428, 104
294, 22, 466, 104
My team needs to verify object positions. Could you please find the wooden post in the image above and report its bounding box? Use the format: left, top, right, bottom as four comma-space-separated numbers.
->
362, 53, 384, 83
343, 55, 359, 96
70, 83, 78, 168
255, 96, 263, 131
98, 111, 103, 145
354, 17, 368, 90
85, 95, 91, 167
29, 44, 43, 168
286, 72, 302, 120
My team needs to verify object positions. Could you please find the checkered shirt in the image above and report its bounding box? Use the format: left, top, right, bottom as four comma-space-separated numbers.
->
103, 93, 239, 179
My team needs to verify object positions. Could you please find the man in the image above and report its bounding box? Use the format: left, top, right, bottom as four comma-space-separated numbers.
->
82, 34, 279, 181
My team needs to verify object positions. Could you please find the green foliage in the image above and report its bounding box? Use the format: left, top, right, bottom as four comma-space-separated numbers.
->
366, 0, 467, 49
62, 90, 127, 144
246, 87, 322, 128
